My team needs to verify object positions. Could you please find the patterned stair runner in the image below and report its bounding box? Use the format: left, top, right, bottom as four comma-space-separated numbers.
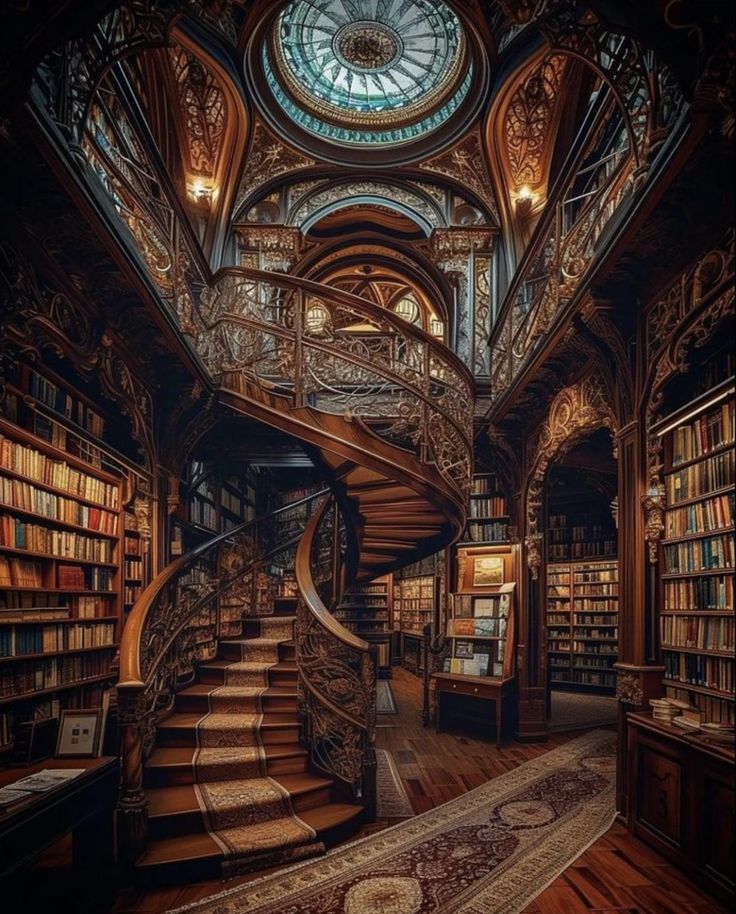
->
191, 616, 323, 875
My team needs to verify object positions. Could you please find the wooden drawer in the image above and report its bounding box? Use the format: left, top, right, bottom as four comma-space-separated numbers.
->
436, 678, 498, 699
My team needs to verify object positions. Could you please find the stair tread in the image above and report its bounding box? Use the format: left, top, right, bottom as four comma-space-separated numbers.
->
201, 660, 296, 671
146, 744, 307, 768
146, 774, 334, 817
159, 713, 299, 729
299, 803, 364, 831
178, 685, 297, 699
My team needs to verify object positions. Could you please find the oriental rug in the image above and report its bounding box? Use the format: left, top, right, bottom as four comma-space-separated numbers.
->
191, 616, 322, 876
167, 729, 617, 914
375, 749, 414, 819
376, 679, 399, 714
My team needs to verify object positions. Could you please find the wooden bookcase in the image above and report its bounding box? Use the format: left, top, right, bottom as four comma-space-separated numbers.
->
0, 360, 149, 757
546, 559, 619, 693
394, 558, 440, 675
657, 378, 735, 724
464, 473, 510, 545
334, 576, 392, 678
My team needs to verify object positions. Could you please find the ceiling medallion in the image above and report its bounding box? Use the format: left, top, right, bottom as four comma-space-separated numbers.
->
334, 23, 403, 73
258, 0, 480, 151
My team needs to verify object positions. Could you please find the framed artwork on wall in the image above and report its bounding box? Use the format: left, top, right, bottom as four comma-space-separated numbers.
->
472, 556, 504, 587
55, 709, 103, 758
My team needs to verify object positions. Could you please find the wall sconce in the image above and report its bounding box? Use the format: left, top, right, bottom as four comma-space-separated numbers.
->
514, 185, 536, 218
187, 177, 215, 206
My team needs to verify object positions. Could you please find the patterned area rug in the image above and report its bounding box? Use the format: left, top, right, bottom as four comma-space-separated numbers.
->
192, 616, 322, 876
375, 749, 414, 819
548, 690, 618, 732
167, 730, 616, 914
376, 679, 398, 714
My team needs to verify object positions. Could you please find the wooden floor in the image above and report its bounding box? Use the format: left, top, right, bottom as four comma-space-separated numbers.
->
8, 666, 729, 914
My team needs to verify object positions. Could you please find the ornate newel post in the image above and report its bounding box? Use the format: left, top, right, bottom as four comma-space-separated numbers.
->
116, 683, 149, 863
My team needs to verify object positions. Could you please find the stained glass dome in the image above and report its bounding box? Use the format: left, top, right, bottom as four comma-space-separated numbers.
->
263, 0, 473, 147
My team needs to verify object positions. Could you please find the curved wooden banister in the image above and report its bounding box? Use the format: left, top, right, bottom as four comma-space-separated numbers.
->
119, 487, 330, 689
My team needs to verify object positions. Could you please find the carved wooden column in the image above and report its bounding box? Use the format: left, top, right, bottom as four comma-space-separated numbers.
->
613, 420, 665, 819
116, 683, 148, 864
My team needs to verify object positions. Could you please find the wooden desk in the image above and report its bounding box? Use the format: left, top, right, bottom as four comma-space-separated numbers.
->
432, 672, 517, 746
0, 757, 119, 881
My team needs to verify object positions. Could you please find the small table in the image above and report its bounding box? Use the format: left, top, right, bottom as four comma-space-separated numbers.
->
0, 757, 119, 880
432, 673, 517, 746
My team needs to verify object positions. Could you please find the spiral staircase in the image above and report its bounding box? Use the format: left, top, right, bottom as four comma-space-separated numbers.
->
117, 267, 473, 883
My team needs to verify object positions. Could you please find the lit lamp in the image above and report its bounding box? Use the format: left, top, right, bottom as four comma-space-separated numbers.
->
514, 185, 536, 218
187, 176, 214, 207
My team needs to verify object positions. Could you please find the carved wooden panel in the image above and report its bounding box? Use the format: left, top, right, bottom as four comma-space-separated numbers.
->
638, 745, 683, 845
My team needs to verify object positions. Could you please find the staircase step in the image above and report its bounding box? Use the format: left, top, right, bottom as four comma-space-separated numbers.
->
217, 640, 295, 662
175, 685, 297, 715
145, 744, 309, 787
198, 660, 297, 687
273, 596, 298, 615
146, 774, 335, 839
156, 713, 300, 748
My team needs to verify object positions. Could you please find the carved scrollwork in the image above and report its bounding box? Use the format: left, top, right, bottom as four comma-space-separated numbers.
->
525, 375, 617, 577
616, 671, 644, 705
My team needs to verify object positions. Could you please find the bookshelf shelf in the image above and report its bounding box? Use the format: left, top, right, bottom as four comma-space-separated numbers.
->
657, 378, 734, 725
333, 577, 392, 677
0, 645, 116, 664
0, 674, 116, 707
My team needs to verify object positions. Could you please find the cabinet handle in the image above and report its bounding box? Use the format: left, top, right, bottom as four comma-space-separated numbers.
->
474, 688, 478, 693
452, 684, 456, 689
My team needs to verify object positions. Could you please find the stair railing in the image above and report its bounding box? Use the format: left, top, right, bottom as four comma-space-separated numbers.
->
198, 267, 474, 502
295, 497, 378, 820
116, 487, 329, 860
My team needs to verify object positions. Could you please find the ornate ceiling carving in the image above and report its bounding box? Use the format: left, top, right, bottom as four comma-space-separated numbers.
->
503, 54, 567, 190
168, 45, 227, 181
419, 127, 499, 220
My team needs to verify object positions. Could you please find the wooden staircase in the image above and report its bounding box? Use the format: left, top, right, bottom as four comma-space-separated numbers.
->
135, 596, 363, 884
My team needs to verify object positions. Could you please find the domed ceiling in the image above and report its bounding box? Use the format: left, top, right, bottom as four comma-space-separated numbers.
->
260, 0, 478, 151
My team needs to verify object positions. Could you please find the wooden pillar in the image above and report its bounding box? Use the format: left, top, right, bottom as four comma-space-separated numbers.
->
613, 420, 665, 818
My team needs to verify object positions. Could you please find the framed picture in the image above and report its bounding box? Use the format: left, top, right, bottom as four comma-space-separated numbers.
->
454, 640, 475, 659
473, 556, 504, 587
55, 709, 103, 758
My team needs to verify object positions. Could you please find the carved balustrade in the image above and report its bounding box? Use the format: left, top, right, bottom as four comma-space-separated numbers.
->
491, 95, 636, 404
198, 267, 474, 500
295, 499, 377, 819
116, 488, 328, 859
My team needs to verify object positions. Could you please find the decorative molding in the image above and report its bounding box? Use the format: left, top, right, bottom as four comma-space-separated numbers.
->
236, 226, 304, 273
419, 127, 499, 221
524, 375, 617, 577
616, 671, 644, 705
503, 54, 567, 190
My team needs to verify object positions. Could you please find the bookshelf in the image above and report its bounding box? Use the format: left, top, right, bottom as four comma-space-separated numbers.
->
463, 473, 510, 545
546, 559, 619, 693
0, 358, 149, 758
657, 378, 735, 725
333, 576, 392, 678
394, 555, 440, 674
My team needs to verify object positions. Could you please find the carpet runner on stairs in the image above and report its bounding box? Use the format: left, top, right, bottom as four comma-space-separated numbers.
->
190, 615, 323, 875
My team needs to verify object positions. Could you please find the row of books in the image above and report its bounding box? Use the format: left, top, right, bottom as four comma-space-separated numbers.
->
450, 617, 507, 637
660, 614, 734, 652
57, 565, 114, 591
663, 534, 734, 574
470, 477, 503, 496
663, 651, 734, 693
574, 656, 616, 668
0, 436, 119, 508
124, 583, 141, 605
575, 670, 616, 687
663, 574, 733, 611
465, 521, 509, 543
548, 524, 611, 542
548, 542, 616, 559
573, 567, 617, 582
573, 599, 618, 612
573, 642, 618, 654
0, 558, 44, 588
665, 687, 734, 725
124, 558, 143, 579
0, 651, 115, 698
397, 598, 433, 611
576, 614, 619, 625
664, 493, 734, 538
0, 516, 114, 563
671, 399, 734, 467
0, 592, 114, 613
571, 584, 618, 596
547, 614, 569, 625
124, 534, 141, 555
666, 449, 734, 504
469, 496, 508, 516
0, 475, 119, 533
190, 497, 218, 530
26, 368, 106, 438
573, 627, 617, 639
0, 622, 115, 657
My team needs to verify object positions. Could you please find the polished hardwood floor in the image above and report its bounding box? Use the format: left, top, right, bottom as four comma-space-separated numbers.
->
7, 667, 729, 914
